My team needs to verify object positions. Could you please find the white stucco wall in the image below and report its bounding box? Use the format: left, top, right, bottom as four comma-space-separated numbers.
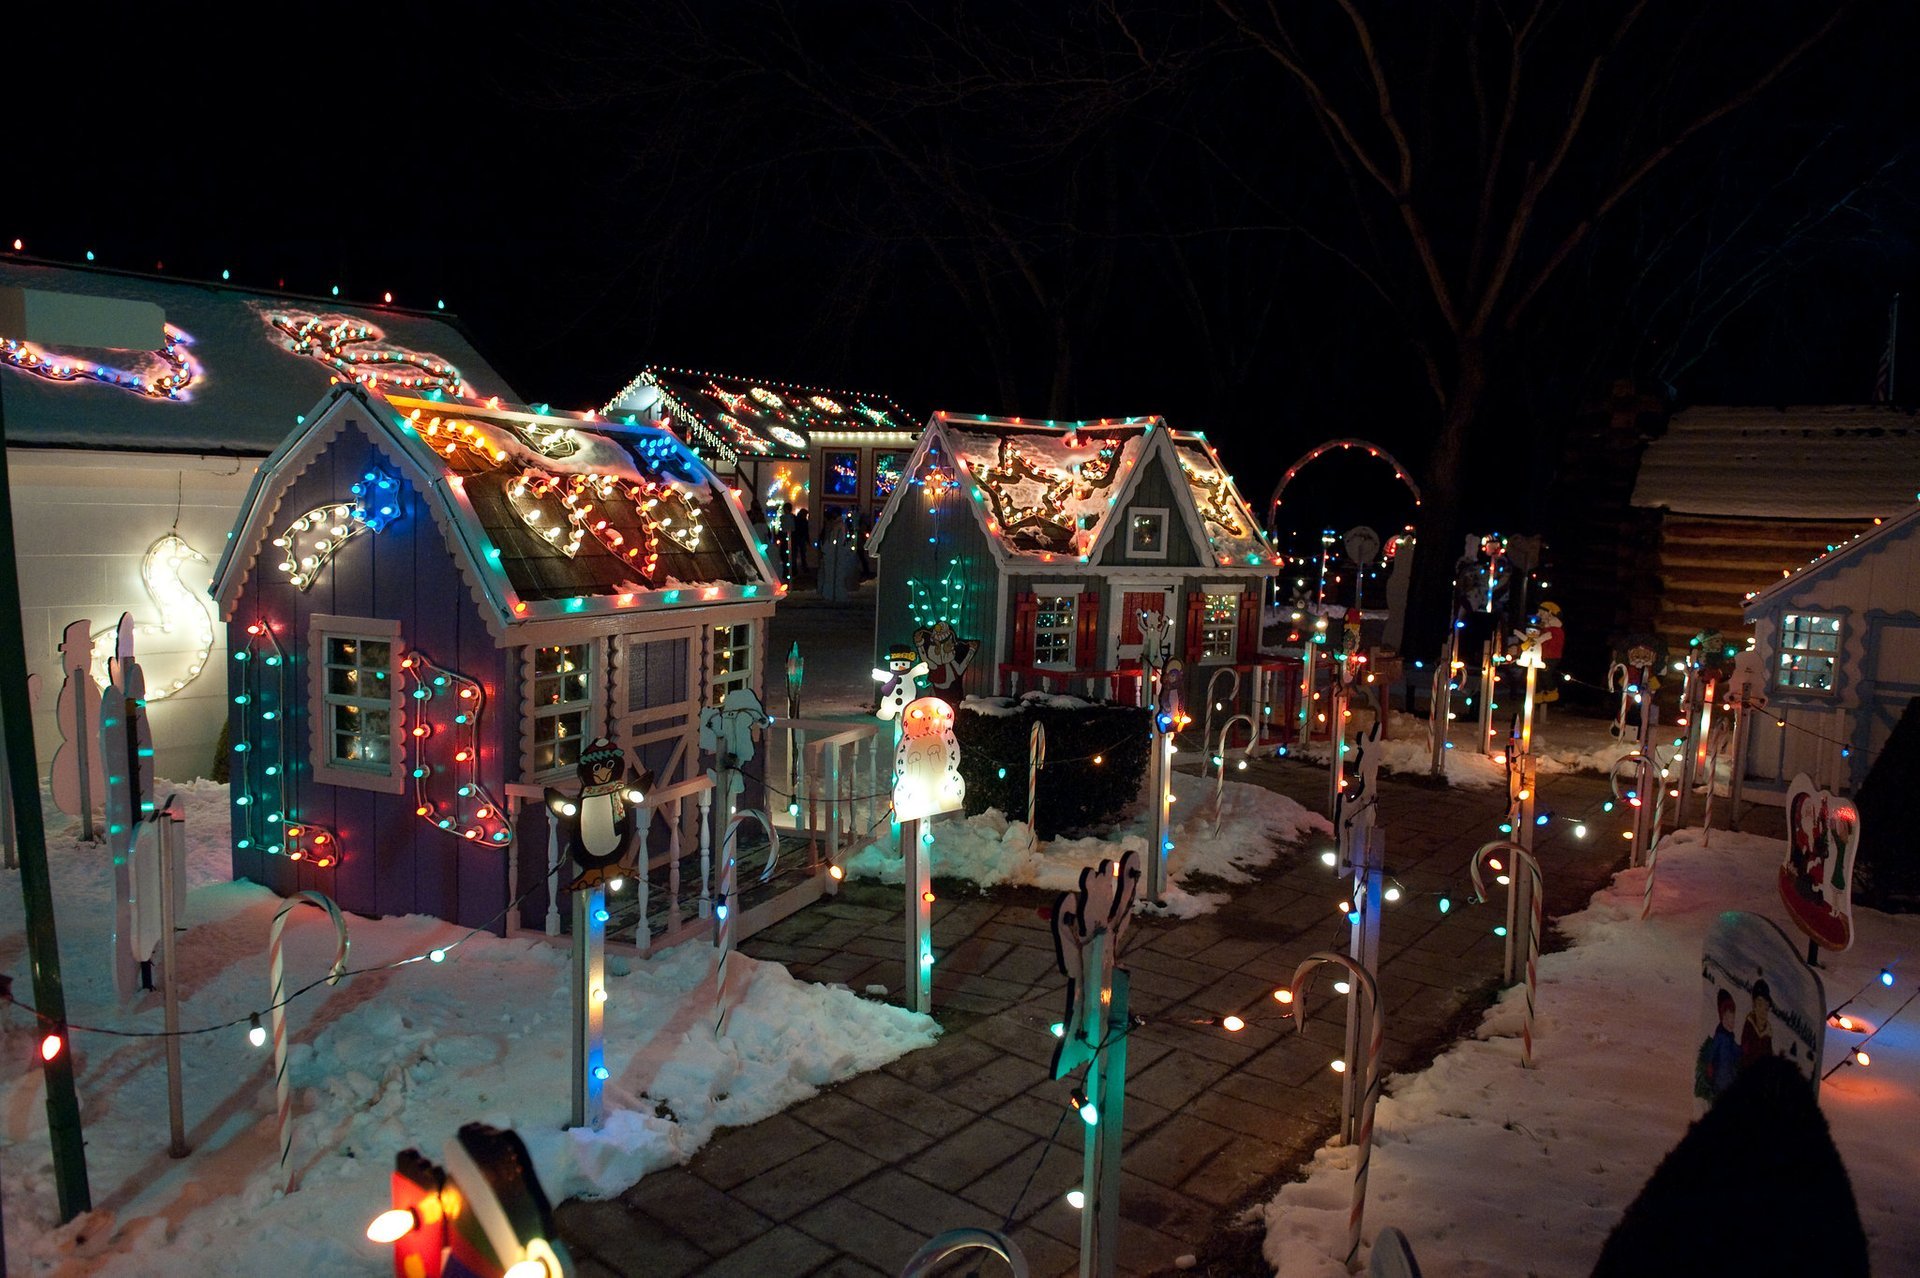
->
7, 447, 260, 782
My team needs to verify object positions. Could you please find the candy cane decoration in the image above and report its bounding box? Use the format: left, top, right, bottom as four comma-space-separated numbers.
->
268, 890, 350, 1192
1287, 952, 1383, 1268
1698, 717, 1733, 847
1199, 666, 1240, 776
1469, 841, 1544, 1068
900, 1228, 1029, 1278
714, 809, 778, 1037
1027, 721, 1046, 834
1607, 661, 1631, 739
1212, 713, 1256, 835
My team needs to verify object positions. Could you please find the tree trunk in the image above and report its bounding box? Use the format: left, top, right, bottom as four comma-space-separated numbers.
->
1402, 344, 1487, 661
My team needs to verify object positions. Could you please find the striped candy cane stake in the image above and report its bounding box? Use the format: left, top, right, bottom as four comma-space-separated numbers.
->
714, 810, 778, 1037
1027, 722, 1046, 834
1468, 841, 1545, 1068
267, 890, 349, 1192
1287, 952, 1382, 1269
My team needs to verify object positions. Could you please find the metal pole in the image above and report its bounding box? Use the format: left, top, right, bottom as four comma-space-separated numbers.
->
571, 883, 607, 1130
69, 664, 94, 844
903, 817, 930, 1013
0, 387, 91, 1219
158, 801, 188, 1158
1479, 640, 1497, 756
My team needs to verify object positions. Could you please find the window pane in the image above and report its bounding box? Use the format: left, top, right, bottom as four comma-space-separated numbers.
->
359, 641, 390, 668
328, 638, 357, 664
328, 666, 361, 696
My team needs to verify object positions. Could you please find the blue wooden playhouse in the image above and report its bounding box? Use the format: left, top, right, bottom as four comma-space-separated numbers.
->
211, 384, 781, 932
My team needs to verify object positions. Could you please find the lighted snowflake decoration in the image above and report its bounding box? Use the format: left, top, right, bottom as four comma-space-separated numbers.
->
749, 386, 785, 408
767, 424, 809, 451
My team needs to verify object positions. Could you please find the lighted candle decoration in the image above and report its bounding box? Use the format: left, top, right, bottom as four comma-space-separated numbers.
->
402, 651, 511, 845
1, 323, 199, 399
262, 310, 465, 395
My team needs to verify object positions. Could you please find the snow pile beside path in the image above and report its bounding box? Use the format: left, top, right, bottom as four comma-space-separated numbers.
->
1, 781, 935, 1277
1293, 710, 1635, 790
1262, 828, 1920, 1276
842, 769, 1329, 917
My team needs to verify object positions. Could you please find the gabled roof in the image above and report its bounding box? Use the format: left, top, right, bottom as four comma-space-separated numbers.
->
1633, 404, 1920, 519
1, 257, 515, 453
868, 412, 1280, 571
604, 365, 913, 468
1744, 501, 1920, 616
214, 385, 783, 637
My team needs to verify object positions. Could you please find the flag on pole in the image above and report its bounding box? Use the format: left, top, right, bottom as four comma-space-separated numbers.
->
1875, 293, 1899, 404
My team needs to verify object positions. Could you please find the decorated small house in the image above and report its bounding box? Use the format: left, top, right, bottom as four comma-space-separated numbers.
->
1737, 500, 1920, 798
211, 384, 782, 931
866, 413, 1280, 700
1, 255, 513, 779
604, 366, 916, 537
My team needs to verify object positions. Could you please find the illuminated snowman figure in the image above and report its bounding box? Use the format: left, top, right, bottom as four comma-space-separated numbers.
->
893, 696, 965, 821
545, 738, 652, 888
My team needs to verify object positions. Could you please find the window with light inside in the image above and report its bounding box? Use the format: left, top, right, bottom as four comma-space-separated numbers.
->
1033, 594, 1079, 667
1777, 613, 1841, 692
1127, 508, 1168, 558
712, 621, 754, 702
323, 634, 394, 770
1200, 592, 1240, 661
532, 643, 593, 776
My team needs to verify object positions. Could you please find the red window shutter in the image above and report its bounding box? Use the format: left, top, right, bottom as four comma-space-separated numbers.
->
1075, 592, 1100, 668
1184, 590, 1206, 662
1237, 586, 1260, 661
1012, 592, 1038, 664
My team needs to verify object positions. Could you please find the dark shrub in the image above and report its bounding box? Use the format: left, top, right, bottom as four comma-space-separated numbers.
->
955, 695, 1150, 838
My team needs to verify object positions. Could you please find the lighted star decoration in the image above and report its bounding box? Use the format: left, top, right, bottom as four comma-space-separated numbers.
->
265, 311, 464, 395
1180, 461, 1248, 537
976, 435, 1125, 554
2, 325, 200, 399
922, 467, 958, 503
854, 403, 895, 428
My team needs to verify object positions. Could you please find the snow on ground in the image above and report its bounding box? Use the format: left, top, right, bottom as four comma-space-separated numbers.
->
842, 768, 1329, 917
0, 781, 935, 1276
1292, 709, 1639, 790
1262, 826, 1920, 1276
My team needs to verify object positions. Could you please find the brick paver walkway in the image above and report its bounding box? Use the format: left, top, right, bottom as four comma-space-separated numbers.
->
556, 755, 1632, 1277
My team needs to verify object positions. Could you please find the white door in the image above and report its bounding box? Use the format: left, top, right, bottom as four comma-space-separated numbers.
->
1110, 585, 1177, 666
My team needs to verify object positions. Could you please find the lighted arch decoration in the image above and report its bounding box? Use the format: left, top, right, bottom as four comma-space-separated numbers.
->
1266, 438, 1422, 534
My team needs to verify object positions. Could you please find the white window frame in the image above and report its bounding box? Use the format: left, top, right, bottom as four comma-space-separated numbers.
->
1030, 585, 1082, 669
308, 615, 405, 794
1776, 612, 1842, 694
1125, 506, 1171, 560
1198, 583, 1242, 663
710, 620, 756, 704
526, 641, 599, 782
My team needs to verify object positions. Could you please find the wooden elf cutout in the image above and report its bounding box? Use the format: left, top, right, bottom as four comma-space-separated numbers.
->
545, 738, 653, 889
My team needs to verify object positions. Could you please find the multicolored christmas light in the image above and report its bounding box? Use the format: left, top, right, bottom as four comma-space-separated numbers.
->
265, 311, 464, 395
231, 621, 341, 866
2, 323, 199, 399
402, 651, 511, 845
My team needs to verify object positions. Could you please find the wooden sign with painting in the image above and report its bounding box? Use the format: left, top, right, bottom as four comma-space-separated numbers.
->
1779, 772, 1860, 953
1696, 910, 1825, 1113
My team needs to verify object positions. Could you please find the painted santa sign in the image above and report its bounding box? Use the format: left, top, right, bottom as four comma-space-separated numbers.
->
1696, 910, 1825, 1113
1778, 772, 1860, 952
893, 696, 964, 821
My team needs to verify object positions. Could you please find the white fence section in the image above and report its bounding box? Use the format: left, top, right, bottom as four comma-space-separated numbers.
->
768, 717, 895, 872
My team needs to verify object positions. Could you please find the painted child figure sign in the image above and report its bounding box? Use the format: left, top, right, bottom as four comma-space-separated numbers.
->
1779, 773, 1861, 952
912, 621, 976, 703
545, 738, 653, 889
1695, 910, 1825, 1114
893, 696, 964, 821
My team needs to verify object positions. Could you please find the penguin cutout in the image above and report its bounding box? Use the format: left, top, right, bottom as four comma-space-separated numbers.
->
545, 738, 653, 889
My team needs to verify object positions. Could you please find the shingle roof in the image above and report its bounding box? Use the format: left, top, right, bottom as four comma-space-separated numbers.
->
1632, 405, 1920, 519
216, 386, 782, 633
606, 366, 913, 468
1, 259, 515, 453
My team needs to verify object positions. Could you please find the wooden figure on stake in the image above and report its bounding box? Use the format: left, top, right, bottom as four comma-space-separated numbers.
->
700, 686, 769, 832
49, 617, 107, 841
544, 739, 653, 890
912, 620, 976, 704
1694, 911, 1826, 1115
1779, 774, 1860, 960
894, 695, 964, 1013
874, 647, 929, 725
1050, 849, 1141, 1278
99, 615, 158, 1001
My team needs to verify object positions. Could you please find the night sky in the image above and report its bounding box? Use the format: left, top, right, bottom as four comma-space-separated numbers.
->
9, 3, 1914, 541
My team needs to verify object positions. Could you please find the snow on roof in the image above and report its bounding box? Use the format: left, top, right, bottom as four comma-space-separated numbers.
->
0, 258, 515, 453
1632, 404, 1920, 519
606, 366, 913, 467
1743, 499, 1920, 616
872, 412, 1280, 569
217, 385, 782, 631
